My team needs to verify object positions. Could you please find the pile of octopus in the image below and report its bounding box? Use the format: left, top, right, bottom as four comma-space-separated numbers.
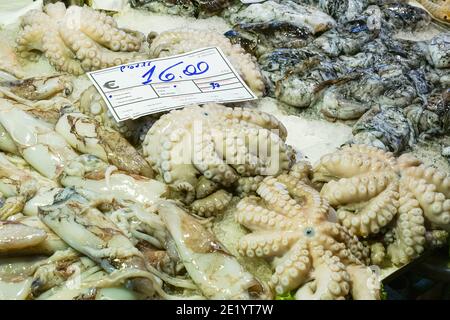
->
0, 0, 449, 300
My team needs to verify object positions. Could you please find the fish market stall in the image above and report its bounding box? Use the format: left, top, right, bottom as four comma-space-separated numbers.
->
0, 0, 449, 300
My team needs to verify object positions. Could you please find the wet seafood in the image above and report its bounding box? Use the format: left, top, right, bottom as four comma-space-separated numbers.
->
38, 188, 166, 298
77, 85, 140, 141
0, 39, 25, 80
351, 105, 416, 154
130, 0, 232, 17
225, 21, 314, 58
0, 98, 78, 179
157, 200, 268, 299
311, 17, 377, 57
2, 215, 68, 256
425, 32, 450, 68
55, 107, 154, 178
0, 221, 47, 253
381, 2, 432, 31
130, 0, 197, 17
273, 57, 338, 108
313, 144, 450, 266
142, 103, 294, 215
235, 162, 379, 299
405, 89, 450, 138
60, 154, 167, 207
294, 0, 369, 23
16, 3, 146, 75
0, 75, 73, 101
0, 152, 57, 217
148, 29, 265, 96
227, 1, 336, 35
417, 0, 450, 24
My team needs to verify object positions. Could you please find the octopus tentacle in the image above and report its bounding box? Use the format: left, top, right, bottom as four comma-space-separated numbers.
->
341, 144, 397, 167
335, 180, 399, 237
288, 161, 313, 183
333, 224, 370, 264
59, 25, 143, 71
195, 176, 220, 199
190, 190, 232, 217
74, 6, 143, 52
235, 197, 295, 231
270, 241, 312, 295
234, 176, 264, 197
370, 243, 386, 266
295, 249, 350, 300
238, 231, 300, 258
346, 265, 380, 300
312, 145, 450, 265
321, 171, 396, 206
193, 131, 238, 186
16, 3, 145, 75
386, 190, 426, 265
277, 174, 329, 221
401, 176, 450, 229
313, 151, 392, 184
235, 168, 377, 299
403, 164, 450, 198
426, 229, 449, 247
16, 25, 46, 61
257, 177, 306, 219
224, 107, 288, 140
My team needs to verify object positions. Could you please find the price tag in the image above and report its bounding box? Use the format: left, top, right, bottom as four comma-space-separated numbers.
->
87, 47, 257, 122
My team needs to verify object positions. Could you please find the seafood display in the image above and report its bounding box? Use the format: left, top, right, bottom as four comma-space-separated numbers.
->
143, 103, 294, 214
0, 0, 448, 301
235, 162, 379, 299
313, 145, 450, 266
16, 3, 146, 75
222, 0, 449, 153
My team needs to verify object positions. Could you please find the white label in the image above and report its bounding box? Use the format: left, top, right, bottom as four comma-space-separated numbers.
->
87, 47, 257, 122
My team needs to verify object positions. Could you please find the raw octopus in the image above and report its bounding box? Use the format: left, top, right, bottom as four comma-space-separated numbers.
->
235, 162, 380, 299
16, 3, 146, 75
313, 144, 450, 266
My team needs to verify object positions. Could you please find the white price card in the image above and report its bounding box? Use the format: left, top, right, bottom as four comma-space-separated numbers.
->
87, 47, 257, 122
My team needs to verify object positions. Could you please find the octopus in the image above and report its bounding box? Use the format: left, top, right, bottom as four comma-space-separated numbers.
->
16, 3, 146, 75
425, 32, 450, 69
405, 89, 450, 139
312, 144, 450, 266
227, 1, 336, 35
294, 0, 369, 23
417, 0, 450, 24
351, 105, 416, 154
76, 85, 140, 141
147, 29, 265, 96
234, 162, 380, 300
142, 103, 295, 216
130, 0, 233, 17
225, 21, 314, 58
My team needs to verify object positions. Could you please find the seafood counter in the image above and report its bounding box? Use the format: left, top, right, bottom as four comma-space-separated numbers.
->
0, 0, 449, 300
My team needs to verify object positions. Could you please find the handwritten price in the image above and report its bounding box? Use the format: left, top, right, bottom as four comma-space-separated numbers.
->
120, 60, 210, 85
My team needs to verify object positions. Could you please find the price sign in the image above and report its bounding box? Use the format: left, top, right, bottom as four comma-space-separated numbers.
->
87, 47, 257, 122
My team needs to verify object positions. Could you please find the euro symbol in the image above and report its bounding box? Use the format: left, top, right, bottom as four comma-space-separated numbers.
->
104, 80, 119, 90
